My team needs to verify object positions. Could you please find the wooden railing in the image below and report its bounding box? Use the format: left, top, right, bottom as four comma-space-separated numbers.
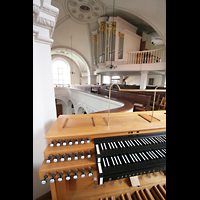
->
128, 48, 166, 64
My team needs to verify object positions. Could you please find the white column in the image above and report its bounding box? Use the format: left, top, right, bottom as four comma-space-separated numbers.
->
161, 74, 166, 85
140, 71, 149, 89
33, 1, 59, 199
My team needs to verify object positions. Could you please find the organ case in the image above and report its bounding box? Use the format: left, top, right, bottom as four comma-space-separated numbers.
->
39, 111, 166, 200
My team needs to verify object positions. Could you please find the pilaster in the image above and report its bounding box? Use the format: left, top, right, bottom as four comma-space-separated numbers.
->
33, 0, 59, 45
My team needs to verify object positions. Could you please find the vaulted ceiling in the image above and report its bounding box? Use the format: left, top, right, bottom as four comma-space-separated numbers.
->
51, 0, 166, 74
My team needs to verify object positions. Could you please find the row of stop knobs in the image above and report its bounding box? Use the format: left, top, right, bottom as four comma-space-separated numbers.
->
50, 138, 90, 147
46, 151, 92, 163
41, 168, 93, 184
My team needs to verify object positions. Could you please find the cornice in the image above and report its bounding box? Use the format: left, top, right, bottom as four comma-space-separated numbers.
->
33, 1, 59, 45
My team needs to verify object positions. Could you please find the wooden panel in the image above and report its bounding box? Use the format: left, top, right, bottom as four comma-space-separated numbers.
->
44, 111, 166, 139
39, 111, 166, 200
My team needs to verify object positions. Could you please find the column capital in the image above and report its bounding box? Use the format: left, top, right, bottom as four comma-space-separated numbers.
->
33, 0, 59, 45
140, 70, 149, 74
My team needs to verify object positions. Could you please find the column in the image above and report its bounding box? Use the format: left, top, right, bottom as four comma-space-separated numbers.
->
161, 74, 166, 85
140, 71, 149, 89
33, 1, 59, 199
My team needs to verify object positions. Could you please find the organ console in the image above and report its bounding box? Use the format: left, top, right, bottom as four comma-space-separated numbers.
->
39, 110, 166, 200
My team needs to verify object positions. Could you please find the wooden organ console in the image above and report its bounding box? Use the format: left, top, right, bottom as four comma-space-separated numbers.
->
39, 111, 166, 200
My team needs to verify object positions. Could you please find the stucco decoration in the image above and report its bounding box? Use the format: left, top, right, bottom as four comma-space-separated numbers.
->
66, 0, 103, 24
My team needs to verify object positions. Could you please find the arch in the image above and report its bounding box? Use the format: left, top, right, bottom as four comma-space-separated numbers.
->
67, 99, 75, 115
51, 47, 91, 83
75, 102, 90, 114
77, 107, 87, 114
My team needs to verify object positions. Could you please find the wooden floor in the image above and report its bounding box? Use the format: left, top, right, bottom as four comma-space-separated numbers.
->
35, 191, 51, 200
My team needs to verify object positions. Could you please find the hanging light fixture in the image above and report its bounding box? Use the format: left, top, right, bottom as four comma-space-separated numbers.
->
70, 35, 75, 74
106, 0, 117, 69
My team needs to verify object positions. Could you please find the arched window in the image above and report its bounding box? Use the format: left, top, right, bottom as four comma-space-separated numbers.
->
52, 59, 70, 87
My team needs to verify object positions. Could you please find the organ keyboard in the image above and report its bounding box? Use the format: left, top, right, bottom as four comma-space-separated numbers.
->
94, 131, 166, 185
39, 111, 166, 200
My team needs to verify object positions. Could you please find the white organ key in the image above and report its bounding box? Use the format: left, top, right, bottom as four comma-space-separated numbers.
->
146, 151, 153, 160
103, 143, 107, 150
151, 150, 159, 159
120, 141, 126, 148
149, 137, 155, 144
132, 153, 138, 162
151, 137, 158, 143
144, 138, 151, 144
113, 142, 118, 148
136, 139, 142, 145
129, 154, 135, 162
148, 151, 156, 159
125, 155, 130, 163
125, 140, 130, 147
155, 149, 163, 157
155, 137, 162, 143
159, 136, 166, 142
114, 156, 118, 165
117, 156, 122, 165
111, 142, 115, 149
130, 140, 135, 146
140, 138, 147, 145
121, 155, 127, 164
139, 152, 146, 161
158, 149, 165, 157
100, 143, 104, 151
134, 139, 139, 146
102, 158, 106, 168
98, 163, 103, 174
127, 140, 132, 147
162, 149, 166, 154
111, 156, 115, 166
162, 136, 166, 140
134, 153, 141, 161
106, 157, 110, 167
142, 152, 149, 160
117, 141, 122, 148
96, 144, 100, 155
108, 142, 112, 149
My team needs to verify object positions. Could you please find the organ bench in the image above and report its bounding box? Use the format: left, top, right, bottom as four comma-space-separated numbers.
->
39, 110, 166, 200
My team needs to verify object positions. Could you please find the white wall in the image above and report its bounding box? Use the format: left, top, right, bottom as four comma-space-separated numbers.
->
126, 74, 163, 86
54, 87, 124, 114
33, 1, 59, 199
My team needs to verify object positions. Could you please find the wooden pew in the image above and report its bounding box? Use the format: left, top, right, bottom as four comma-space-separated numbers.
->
98, 88, 151, 111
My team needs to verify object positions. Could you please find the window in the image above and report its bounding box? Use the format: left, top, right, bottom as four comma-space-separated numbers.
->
52, 59, 70, 87
111, 76, 120, 84
103, 76, 110, 84
148, 78, 154, 85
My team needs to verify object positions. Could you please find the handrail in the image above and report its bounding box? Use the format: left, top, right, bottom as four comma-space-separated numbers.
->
128, 48, 166, 64
107, 83, 166, 126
